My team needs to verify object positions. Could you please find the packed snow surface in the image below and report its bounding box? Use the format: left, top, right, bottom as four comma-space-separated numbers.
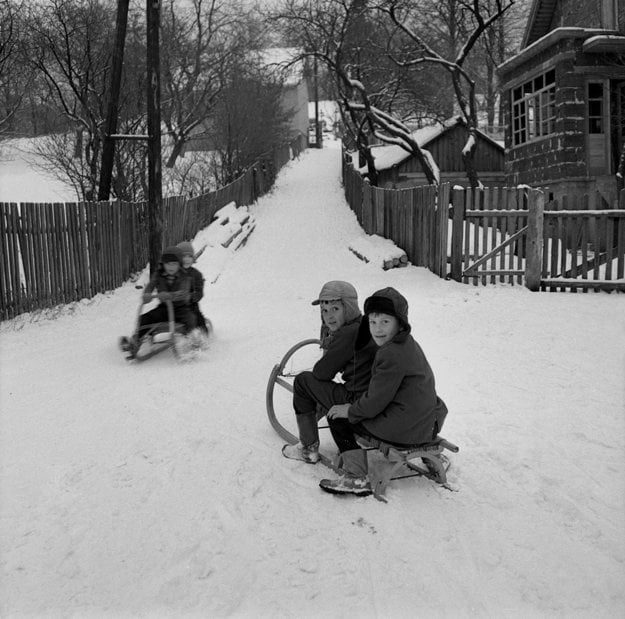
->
1, 144, 624, 618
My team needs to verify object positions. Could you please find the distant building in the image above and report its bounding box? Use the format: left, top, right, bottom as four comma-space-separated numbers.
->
308, 100, 341, 144
260, 47, 310, 141
498, 0, 625, 204
353, 117, 504, 189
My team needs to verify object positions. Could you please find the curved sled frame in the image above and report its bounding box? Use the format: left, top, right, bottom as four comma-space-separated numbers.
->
265, 338, 321, 444
130, 298, 185, 362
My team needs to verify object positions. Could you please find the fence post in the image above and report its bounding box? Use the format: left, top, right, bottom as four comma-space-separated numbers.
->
436, 183, 450, 277
450, 187, 465, 281
525, 189, 544, 291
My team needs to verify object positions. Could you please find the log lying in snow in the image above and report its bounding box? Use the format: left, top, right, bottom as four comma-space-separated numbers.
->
213, 201, 238, 225
231, 221, 256, 251
206, 201, 256, 249
349, 234, 408, 270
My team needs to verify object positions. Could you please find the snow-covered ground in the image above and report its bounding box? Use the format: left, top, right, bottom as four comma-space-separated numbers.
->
0, 138, 77, 202
1, 143, 624, 618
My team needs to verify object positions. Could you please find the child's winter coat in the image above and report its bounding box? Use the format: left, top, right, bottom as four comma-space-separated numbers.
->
348, 287, 448, 444
313, 317, 378, 396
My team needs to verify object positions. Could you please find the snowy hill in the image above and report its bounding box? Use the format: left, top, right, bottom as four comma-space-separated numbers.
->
1, 144, 624, 617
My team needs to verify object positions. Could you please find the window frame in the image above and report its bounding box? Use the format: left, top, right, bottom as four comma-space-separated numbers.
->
511, 69, 556, 146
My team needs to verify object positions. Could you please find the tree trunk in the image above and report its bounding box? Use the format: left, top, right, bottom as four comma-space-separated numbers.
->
165, 136, 184, 168
462, 128, 481, 188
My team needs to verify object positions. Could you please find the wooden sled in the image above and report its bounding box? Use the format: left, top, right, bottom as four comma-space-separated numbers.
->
121, 298, 186, 362
266, 338, 459, 501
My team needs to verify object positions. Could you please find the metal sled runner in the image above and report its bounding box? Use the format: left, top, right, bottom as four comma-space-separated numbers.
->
266, 338, 459, 501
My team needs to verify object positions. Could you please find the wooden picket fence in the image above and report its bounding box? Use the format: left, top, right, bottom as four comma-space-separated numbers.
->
0, 134, 307, 321
343, 162, 449, 277
342, 158, 625, 292
540, 193, 625, 291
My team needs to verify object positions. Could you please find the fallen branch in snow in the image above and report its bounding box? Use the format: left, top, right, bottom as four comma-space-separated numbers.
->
349, 235, 408, 270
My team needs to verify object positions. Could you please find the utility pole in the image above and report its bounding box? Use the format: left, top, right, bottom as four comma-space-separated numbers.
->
98, 0, 129, 201
314, 56, 322, 149
146, 0, 163, 276
98, 0, 164, 276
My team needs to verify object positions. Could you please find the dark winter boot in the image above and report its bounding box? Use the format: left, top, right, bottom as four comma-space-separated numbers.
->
119, 335, 138, 355
282, 412, 320, 464
319, 449, 371, 496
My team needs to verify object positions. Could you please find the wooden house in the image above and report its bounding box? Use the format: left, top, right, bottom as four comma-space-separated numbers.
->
498, 0, 625, 205
358, 117, 505, 189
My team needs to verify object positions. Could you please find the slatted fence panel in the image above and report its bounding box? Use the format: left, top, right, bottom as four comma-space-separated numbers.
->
2, 136, 303, 320
541, 209, 625, 292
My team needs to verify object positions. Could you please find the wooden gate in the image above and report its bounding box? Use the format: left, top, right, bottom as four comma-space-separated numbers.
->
449, 186, 539, 285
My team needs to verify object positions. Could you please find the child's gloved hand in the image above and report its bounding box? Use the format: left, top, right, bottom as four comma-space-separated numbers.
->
157, 292, 172, 302
142, 293, 153, 304
327, 404, 350, 420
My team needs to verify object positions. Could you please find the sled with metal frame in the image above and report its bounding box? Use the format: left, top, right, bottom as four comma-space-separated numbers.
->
266, 338, 459, 501
121, 298, 186, 362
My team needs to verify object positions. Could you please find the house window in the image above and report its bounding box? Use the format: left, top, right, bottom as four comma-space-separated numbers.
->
588, 82, 604, 134
512, 69, 556, 146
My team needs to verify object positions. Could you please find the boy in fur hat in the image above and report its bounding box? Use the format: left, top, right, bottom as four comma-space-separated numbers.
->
319, 287, 448, 496
177, 241, 210, 336
282, 281, 378, 464
120, 246, 195, 355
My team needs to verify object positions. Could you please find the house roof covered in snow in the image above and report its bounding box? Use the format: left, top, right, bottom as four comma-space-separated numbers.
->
365, 116, 504, 172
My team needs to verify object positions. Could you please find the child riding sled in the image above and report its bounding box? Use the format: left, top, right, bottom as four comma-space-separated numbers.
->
318, 287, 448, 496
282, 280, 377, 464
177, 241, 211, 339
119, 246, 195, 357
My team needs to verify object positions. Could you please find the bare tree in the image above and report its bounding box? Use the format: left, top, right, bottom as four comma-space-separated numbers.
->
0, 0, 30, 136
271, 0, 438, 185
22, 0, 149, 201
378, 0, 515, 187
160, 0, 257, 169
208, 54, 292, 186
24, 0, 117, 199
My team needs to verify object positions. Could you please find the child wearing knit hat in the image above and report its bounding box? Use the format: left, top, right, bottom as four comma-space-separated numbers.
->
282, 281, 378, 465
177, 241, 211, 338
119, 246, 195, 356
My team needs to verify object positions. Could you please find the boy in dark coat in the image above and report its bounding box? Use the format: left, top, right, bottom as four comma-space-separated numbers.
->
319, 287, 448, 496
177, 241, 210, 336
120, 246, 194, 355
282, 281, 378, 464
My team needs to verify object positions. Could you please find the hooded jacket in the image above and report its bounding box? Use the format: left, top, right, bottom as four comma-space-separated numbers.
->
311, 282, 377, 395
348, 287, 447, 444
144, 248, 191, 308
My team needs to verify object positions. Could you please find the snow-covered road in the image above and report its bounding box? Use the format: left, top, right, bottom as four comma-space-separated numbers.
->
1, 145, 624, 618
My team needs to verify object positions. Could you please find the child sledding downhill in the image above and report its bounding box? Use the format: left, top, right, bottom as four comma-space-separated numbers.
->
177, 241, 212, 341
119, 245, 196, 359
282, 281, 378, 465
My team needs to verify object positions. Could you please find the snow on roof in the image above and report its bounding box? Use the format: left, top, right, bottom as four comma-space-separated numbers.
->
362, 117, 502, 172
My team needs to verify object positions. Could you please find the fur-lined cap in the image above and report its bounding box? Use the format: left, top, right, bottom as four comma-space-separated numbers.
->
363, 287, 410, 332
312, 280, 360, 323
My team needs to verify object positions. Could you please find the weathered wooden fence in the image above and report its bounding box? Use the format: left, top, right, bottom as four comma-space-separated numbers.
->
343, 163, 449, 277
0, 134, 307, 320
343, 158, 625, 292
540, 194, 625, 292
